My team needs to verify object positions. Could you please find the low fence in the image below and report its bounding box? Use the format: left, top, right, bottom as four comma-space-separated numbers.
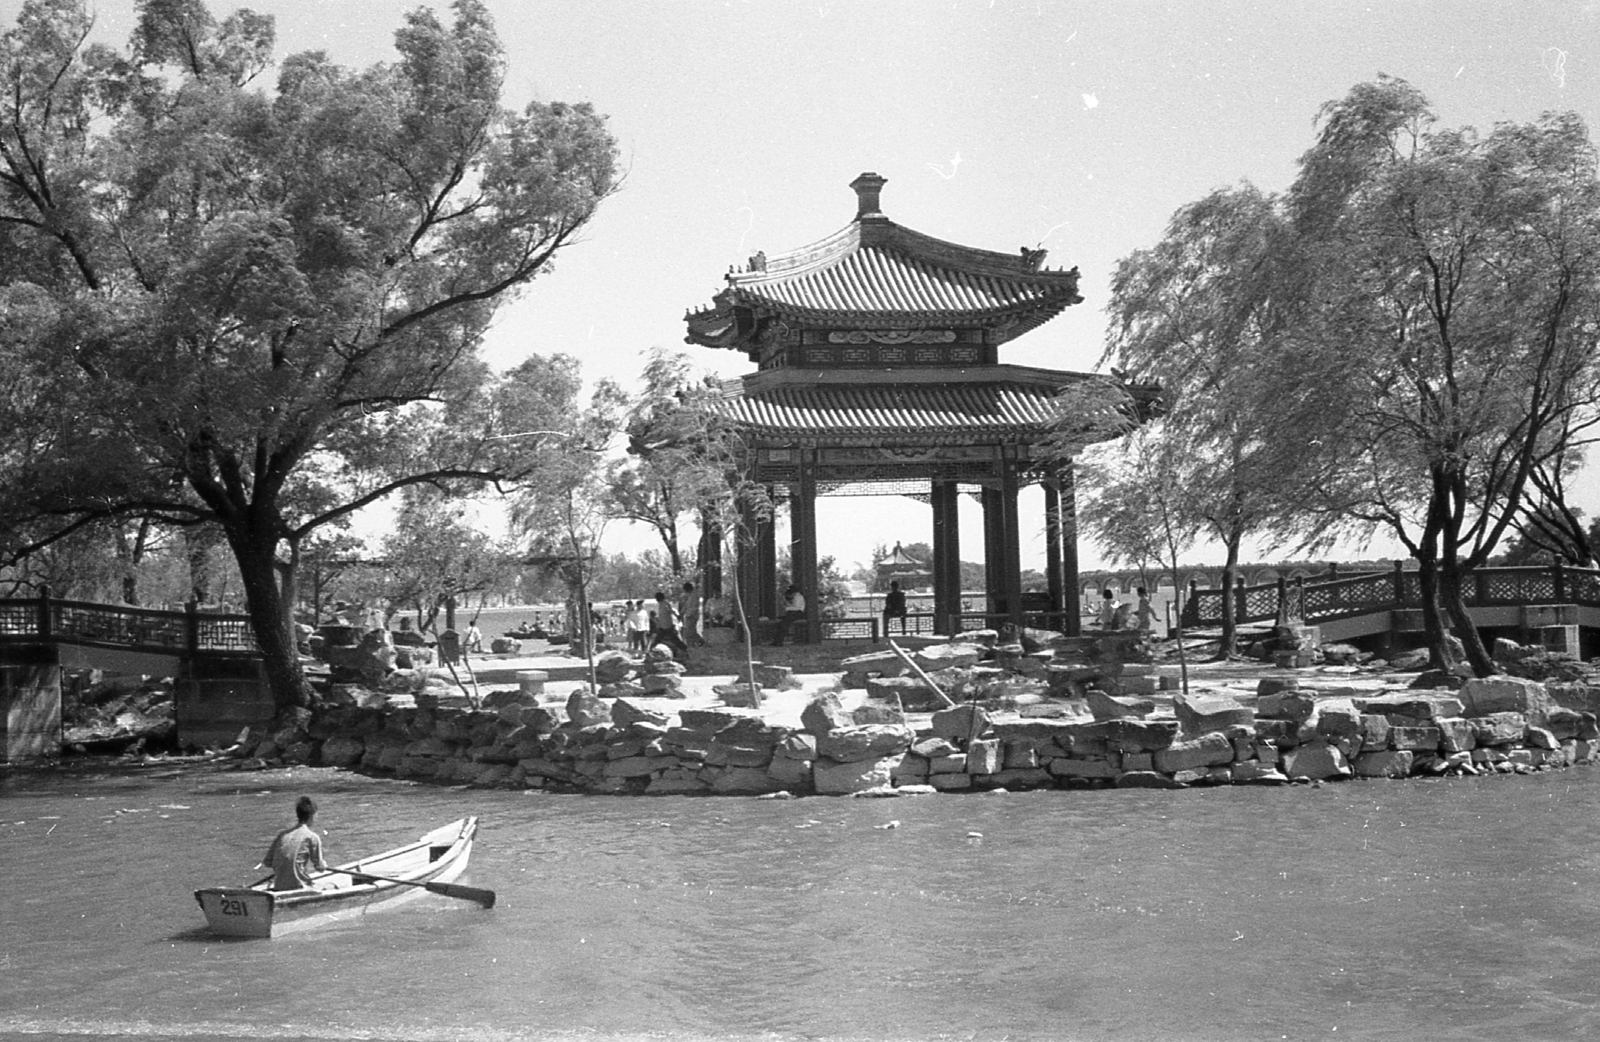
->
814, 609, 1078, 642
0, 588, 257, 656
1181, 563, 1600, 629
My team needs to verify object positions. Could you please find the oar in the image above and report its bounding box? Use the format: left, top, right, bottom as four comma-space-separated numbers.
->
348, 870, 496, 908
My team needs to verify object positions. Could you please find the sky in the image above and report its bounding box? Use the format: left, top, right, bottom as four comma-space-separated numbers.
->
18, 0, 1600, 574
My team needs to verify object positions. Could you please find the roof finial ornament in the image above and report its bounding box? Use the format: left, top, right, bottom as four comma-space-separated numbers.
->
748, 250, 766, 272
849, 172, 887, 219
1020, 246, 1047, 271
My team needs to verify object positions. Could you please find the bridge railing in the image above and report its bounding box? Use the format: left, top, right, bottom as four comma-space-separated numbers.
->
0, 588, 256, 656
1180, 563, 1600, 629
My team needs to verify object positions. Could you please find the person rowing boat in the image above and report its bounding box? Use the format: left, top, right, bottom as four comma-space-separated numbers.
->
259, 796, 329, 891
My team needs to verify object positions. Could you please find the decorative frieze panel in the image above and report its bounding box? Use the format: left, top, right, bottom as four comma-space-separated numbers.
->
827, 330, 958, 345
791, 340, 993, 368
820, 445, 998, 465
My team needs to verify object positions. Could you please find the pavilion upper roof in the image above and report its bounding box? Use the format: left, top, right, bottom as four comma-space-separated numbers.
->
685, 173, 1082, 353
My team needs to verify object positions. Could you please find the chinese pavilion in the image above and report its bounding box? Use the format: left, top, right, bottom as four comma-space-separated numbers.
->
685, 173, 1123, 640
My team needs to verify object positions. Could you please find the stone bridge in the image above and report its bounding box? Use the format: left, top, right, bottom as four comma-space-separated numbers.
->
1181, 563, 1600, 654
0, 590, 262, 762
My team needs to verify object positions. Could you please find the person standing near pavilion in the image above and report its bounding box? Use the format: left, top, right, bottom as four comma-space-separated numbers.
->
1098, 589, 1122, 630
1134, 587, 1157, 635
882, 580, 908, 636
627, 599, 651, 654
772, 584, 807, 645
650, 590, 689, 657
678, 581, 704, 646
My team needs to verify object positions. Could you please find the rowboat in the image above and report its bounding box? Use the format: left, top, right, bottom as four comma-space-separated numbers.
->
195, 816, 484, 938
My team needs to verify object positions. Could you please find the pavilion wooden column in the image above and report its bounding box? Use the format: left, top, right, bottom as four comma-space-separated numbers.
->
792, 449, 820, 642
981, 486, 1003, 619
1044, 480, 1064, 619
1060, 462, 1081, 637
757, 488, 778, 619
998, 448, 1024, 628
931, 479, 962, 634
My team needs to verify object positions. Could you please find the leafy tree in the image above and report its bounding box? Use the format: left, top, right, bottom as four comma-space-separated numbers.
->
511, 381, 627, 689
1078, 420, 1198, 692
1276, 78, 1600, 674
609, 348, 714, 575
374, 493, 514, 635
1103, 184, 1311, 656
0, 0, 618, 710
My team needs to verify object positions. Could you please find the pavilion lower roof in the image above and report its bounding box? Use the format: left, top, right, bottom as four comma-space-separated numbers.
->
712, 378, 1072, 437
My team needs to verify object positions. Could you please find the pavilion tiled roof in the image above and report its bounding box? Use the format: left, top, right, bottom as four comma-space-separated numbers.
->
685, 173, 1081, 350
712, 376, 1073, 437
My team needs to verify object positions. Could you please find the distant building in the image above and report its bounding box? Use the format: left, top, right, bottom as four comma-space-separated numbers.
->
876, 542, 931, 592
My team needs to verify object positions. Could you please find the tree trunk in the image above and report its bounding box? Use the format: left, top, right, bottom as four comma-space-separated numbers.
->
185, 525, 223, 605
1217, 537, 1242, 658
1413, 556, 1452, 672
227, 524, 309, 713
1439, 561, 1497, 677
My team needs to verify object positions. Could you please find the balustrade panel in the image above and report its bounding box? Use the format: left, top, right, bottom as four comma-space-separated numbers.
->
1241, 585, 1278, 622
1479, 569, 1556, 605
52, 601, 187, 650
197, 616, 257, 651
0, 602, 37, 636
1567, 569, 1600, 605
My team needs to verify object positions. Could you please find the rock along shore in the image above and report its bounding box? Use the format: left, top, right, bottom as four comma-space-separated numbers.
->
229, 637, 1600, 796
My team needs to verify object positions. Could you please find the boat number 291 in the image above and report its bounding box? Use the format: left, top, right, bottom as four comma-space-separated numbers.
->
219, 897, 250, 917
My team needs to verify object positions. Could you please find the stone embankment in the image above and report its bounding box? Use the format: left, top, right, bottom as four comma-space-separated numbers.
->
235, 635, 1600, 796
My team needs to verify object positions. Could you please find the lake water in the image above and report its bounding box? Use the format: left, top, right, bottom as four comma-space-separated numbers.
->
4, 763, 1600, 1041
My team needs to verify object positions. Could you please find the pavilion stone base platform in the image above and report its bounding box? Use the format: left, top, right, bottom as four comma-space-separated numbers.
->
221, 670, 1600, 797
0, 644, 62, 764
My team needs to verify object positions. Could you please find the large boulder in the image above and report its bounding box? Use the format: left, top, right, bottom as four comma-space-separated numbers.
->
713, 682, 763, 708
1086, 689, 1154, 720
1358, 692, 1464, 723
915, 643, 985, 672
813, 755, 898, 795
815, 724, 914, 764
865, 675, 946, 711
1105, 717, 1180, 752
800, 692, 855, 736
565, 690, 612, 729
1256, 690, 1318, 724
1457, 676, 1553, 720
1152, 732, 1235, 773
611, 698, 670, 729
593, 652, 635, 684
928, 704, 990, 746
1281, 740, 1350, 781
1173, 693, 1254, 735
318, 736, 366, 768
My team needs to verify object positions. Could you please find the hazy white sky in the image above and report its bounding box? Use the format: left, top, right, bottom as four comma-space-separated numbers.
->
27, 0, 1600, 572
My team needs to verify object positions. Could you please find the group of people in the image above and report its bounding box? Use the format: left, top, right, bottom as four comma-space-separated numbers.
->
1098, 586, 1157, 633
618, 582, 704, 657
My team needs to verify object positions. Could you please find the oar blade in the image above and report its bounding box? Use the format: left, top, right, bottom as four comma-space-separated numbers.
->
426, 880, 496, 908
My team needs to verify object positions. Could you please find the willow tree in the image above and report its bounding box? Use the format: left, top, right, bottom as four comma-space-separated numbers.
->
1103, 185, 1310, 656
0, 0, 618, 710
1279, 78, 1600, 675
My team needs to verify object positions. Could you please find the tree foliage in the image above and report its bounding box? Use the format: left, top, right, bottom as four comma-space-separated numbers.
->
1278, 78, 1600, 673
0, 0, 618, 708
1102, 185, 1310, 654
1102, 77, 1600, 675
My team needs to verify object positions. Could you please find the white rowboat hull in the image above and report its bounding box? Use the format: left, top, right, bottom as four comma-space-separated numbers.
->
195, 816, 478, 938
